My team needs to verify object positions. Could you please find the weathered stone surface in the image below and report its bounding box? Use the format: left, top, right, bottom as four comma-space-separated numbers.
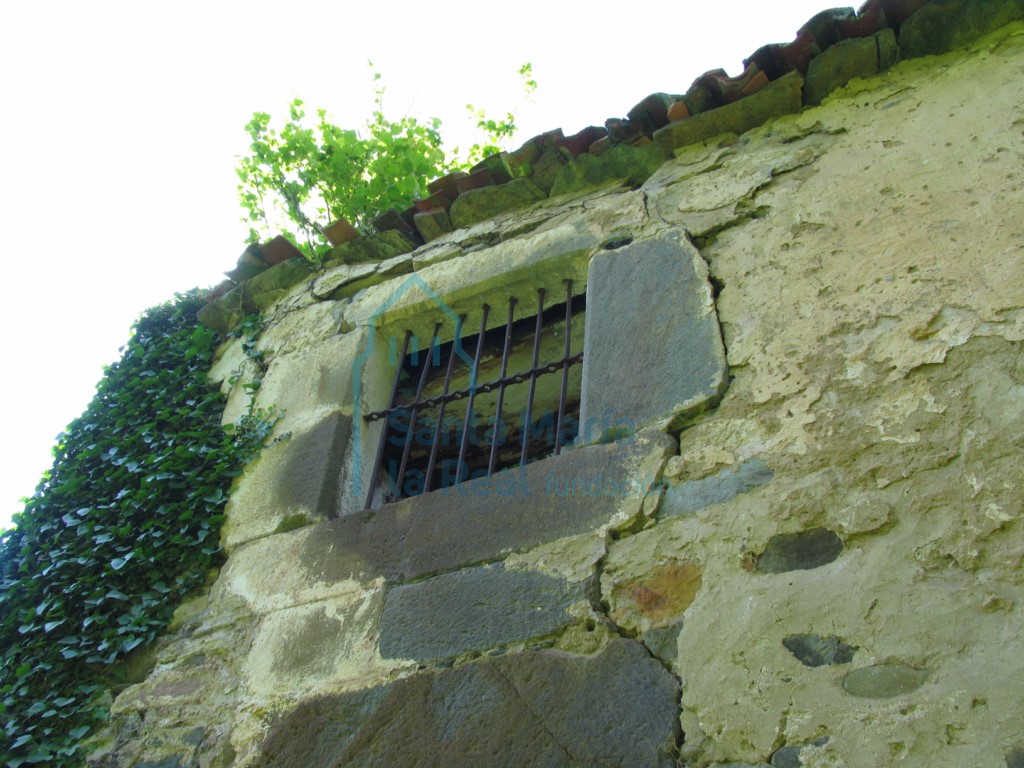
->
197, 286, 245, 336
782, 634, 858, 667
608, 560, 703, 634
410, 240, 462, 269
312, 261, 377, 300
241, 257, 312, 312
530, 146, 570, 194
804, 30, 897, 105
221, 411, 352, 550
266, 412, 349, 515
899, 0, 1024, 59
136, 758, 187, 768
770, 736, 829, 768
661, 458, 773, 517
413, 207, 453, 242
379, 562, 585, 661
254, 639, 680, 768
647, 125, 833, 242
300, 431, 674, 583
256, 300, 347, 358
548, 142, 669, 199
87, 589, 254, 768
654, 71, 804, 152
253, 330, 363, 433
1006, 746, 1024, 768
642, 620, 685, 666
375, 252, 413, 276
842, 663, 928, 698
315, 253, 414, 301
449, 177, 547, 229
755, 528, 843, 573
327, 230, 415, 265
580, 231, 728, 434
345, 220, 600, 345
241, 589, 386, 698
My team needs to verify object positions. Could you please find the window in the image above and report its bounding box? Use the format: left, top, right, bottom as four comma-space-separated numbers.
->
365, 282, 584, 506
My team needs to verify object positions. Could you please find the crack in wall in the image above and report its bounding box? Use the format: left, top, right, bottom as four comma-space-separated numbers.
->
489, 663, 586, 766
585, 534, 688, 762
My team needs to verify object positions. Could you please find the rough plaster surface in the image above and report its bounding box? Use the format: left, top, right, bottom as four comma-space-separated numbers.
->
90, 23, 1024, 768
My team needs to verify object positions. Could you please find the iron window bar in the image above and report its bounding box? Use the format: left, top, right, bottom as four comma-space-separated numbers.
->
488, 298, 517, 475
422, 314, 465, 494
365, 283, 581, 506
456, 304, 491, 484
520, 289, 546, 466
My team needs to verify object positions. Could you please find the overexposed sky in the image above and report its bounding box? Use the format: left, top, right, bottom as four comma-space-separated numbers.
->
0, 0, 830, 529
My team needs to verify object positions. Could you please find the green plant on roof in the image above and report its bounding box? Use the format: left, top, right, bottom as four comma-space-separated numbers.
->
236, 63, 536, 260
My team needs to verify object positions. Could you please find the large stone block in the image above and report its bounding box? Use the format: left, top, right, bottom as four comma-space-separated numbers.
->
449, 178, 547, 229
899, 0, 1024, 60
344, 221, 600, 346
579, 231, 728, 435
220, 527, 371, 614
242, 590, 386, 698
241, 257, 313, 312
548, 142, 669, 199
661, 458, 774, 517
312, 255, 414, 301
311, 262, 378, 300
379, 562, 585, 661
254, 330, 364, 433
755, 527, 844, 573
254, 639, 680, 768
326, 230, 417, 265
297, 430, 674, 583
803, 29, 898, 106
654, 71, 804, 152
221, 411, 352, 550
197, 286, 245, 336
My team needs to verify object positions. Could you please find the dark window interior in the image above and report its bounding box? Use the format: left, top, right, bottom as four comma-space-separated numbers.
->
368, 290, 585, 505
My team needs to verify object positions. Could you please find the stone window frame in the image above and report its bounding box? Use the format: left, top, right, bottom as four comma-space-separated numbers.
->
363, 282, 586, 506
342, 227, 726, 518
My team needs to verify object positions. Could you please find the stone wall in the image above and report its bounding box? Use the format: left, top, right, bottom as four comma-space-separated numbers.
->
89, 18, 1024, 768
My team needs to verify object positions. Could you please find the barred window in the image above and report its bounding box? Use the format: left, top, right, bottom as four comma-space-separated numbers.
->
365, 281, 583, 506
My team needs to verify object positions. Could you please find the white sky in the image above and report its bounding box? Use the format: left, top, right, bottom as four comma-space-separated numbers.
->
0, 0, 830, 529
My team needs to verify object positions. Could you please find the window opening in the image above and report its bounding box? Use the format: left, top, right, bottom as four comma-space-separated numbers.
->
365, 282, 584, 506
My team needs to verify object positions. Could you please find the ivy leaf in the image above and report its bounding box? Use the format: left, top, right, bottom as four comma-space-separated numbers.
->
12, 734, 34, 749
